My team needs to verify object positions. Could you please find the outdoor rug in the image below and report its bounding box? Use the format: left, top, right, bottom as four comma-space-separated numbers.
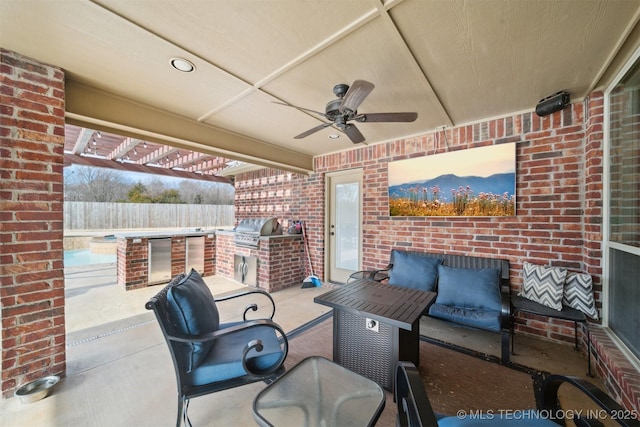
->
285, 313, 546, 427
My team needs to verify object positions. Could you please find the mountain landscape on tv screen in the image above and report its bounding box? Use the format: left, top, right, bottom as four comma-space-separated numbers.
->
389, 173, 515, 200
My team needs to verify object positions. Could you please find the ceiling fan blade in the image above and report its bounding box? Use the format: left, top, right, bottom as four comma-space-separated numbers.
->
339, 80, 375, 113
343, 124, 365, 144
272, 101, 327, 118
294, 122, 333, 139
355, 112, 418, 123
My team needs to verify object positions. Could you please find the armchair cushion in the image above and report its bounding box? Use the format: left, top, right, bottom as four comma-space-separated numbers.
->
435, 265, 502, 311
188, 322, 284, 387
437, 412, 557, 426
167, 269, 220, 372
388, 250, 441, 291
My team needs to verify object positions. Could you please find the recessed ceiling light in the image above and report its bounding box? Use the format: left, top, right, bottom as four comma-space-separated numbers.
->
328, 134, 340, 139
170, 57, 195, 73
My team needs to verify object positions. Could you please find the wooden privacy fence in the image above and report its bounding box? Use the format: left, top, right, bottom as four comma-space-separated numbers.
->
64, 202, 234, 230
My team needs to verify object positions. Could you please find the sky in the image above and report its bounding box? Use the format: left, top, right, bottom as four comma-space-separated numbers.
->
388, 143, 516, 186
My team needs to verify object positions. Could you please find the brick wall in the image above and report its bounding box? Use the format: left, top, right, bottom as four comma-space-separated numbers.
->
257, 236, 304, 292
215, 233, 304, 292
236, 96, 602, 346
234, 168, 306, 231
0, 49, 66, 397
202, 234, 216, 277
234, 169, 322, 278
236, 92, 640, 411
234, 94, 640, 412
590, 328, 640, 414
171, 238, 186, 277
215, 234, 237, 279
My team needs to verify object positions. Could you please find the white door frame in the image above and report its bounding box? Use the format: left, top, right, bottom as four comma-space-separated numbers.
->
325, 168, 363, 283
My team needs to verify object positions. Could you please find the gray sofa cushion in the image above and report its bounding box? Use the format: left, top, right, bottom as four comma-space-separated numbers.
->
435, 265, 501, 311
388, 250, 441, 291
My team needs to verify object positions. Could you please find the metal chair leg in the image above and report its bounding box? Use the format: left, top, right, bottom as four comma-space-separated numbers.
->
510, 309, 516, 355
176, 397, 183, 427
586, 325, 593, 377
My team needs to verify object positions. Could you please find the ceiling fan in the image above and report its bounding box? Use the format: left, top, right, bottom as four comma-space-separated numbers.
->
274, 80, 418, 144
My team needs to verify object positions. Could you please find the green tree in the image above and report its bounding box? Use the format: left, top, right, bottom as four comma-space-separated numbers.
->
128, 182, 153, 203
155, 189, 184, 204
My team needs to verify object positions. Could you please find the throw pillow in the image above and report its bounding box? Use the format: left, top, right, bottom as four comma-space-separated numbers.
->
519, 262, 566, 311
167, 269, 220, 372
435, 265, 502, 311
388, 250, 441, 291
563, 272, 598, 319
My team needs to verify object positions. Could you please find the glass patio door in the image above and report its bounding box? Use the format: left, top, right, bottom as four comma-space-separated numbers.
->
326, 169, 363, 283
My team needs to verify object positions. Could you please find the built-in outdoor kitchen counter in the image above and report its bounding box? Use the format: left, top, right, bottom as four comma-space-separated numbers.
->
116, 230, 216, 291
215, 230, 304, 293
115, 224, 305, 293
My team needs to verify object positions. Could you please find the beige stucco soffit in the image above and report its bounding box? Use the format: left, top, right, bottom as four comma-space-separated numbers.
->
64, 79, 313, 174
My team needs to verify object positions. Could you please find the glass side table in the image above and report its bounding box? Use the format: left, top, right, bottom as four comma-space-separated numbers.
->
253, 356, 385, 427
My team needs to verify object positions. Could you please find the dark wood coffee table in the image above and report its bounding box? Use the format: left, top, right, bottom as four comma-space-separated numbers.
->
314, 278, 436, 391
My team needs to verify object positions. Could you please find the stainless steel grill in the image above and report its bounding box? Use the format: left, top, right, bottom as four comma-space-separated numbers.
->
233, 217, 281, 248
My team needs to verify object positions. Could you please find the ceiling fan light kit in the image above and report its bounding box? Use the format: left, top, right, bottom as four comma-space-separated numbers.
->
276, 80, 418, 144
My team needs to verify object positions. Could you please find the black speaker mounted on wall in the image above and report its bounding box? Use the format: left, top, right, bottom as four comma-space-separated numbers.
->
535, 91, 570, 117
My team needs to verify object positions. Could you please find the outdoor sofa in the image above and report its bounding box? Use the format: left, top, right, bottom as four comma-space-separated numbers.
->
353, 249, 511, 363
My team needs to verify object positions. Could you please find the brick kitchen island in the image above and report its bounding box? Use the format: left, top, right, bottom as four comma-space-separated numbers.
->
116, 230, 304, 292
116, 230, 217, 291
215, 231, 304, 293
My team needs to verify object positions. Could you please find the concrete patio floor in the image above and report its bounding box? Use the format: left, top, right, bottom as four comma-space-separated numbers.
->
0, 263, 597, 426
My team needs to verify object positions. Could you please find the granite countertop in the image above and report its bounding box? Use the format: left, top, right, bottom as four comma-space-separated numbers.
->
115, 229, 217, 239
116, 229, 303, 239
215, 229, 302, 239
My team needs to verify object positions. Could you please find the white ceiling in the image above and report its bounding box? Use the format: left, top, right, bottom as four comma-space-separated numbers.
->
2, 0, 640, 174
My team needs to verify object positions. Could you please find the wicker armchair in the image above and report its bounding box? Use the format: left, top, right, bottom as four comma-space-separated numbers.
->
146, 269, 288, 427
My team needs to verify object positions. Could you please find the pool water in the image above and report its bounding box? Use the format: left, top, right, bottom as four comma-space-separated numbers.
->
64, 249, 117, 267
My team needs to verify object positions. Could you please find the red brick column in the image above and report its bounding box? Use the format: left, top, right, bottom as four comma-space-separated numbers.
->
583, 91, 604, 310
203, 234, 216, 276
171, 237, 186, 277
215, 233, 236, 278
258, 236, 304, 292
0, 49, 66, 397
116, 237, 149, 290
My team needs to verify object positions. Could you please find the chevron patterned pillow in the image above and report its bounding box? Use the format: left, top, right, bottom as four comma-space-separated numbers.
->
563, 272, 598, 319
520, 262, 566, 311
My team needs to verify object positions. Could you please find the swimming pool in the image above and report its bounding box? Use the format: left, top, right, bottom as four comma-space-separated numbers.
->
64, 249, 117, 267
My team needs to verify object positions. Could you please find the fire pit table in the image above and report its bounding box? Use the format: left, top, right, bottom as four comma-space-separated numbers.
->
314, 278, 436, 391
